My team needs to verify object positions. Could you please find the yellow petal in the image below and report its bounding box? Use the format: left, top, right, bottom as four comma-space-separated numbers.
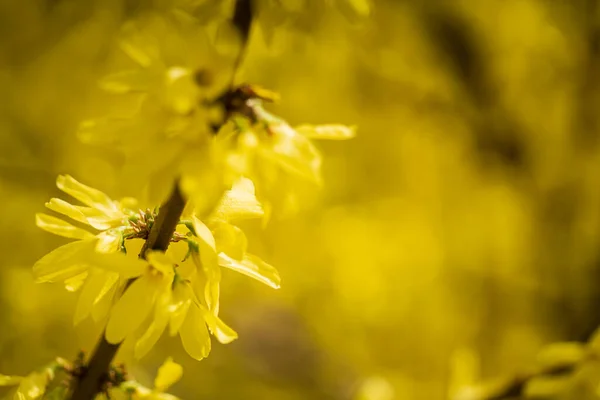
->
98, 70, 151, 94
89, 252, 147, 279
218, 253, 281, 289
168, 283, 192, 336
256, 117, 323, 184
0, 374, 22, 386
200, 306, 238, 344
91, 280, 118, 323
191, 217, 216, 250
15, 371, 49, 400
44, 198, 88, 225
74, 269, 104, 325
154, 358, 183, 392
135, 282, 172, 359
64, 272, 88, 292
191, 251, 220, 313
95, 230, 122, 254
179, 305, 211, 361
74, 270, 119, 325
56, 175, 119, 217
105, 275, 156, 344
210, 177, 263, 221
211, 222, 247, 260
294, 124, 357, 140
33, 240, 94, 283
120, 42, 153, 68
134, 314, 168, 360
190, 218, 221, 311
146, 251, 175, 276
179, 148, 227, 219
35, 213, 95, 240
46, 198, 117, 230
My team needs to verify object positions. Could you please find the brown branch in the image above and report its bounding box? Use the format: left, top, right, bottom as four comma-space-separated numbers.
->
68, 184, 186, 400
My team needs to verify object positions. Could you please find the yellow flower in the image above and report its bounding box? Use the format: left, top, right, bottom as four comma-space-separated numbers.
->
0, 363, 56, 400
105, 251, 175, 345
121, 357, 182, 400
77, 13, 231, 208
186, 177, 281, 316
108, 250, 237, 361
225, 98, 356, 215
33, 175, 151, 324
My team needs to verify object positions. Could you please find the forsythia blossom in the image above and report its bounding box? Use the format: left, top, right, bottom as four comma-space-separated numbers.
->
33, 174, 280, 361
223, 90, 356, 215
0, 361, 58, 400
77, 12, 231, 211
120, 357, 183, 400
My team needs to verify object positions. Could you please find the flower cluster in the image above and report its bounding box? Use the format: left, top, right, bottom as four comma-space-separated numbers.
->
34, 174, 279, 361
31, 0, 355, 378
78, 11, 355, 215
0, 357, 183, 400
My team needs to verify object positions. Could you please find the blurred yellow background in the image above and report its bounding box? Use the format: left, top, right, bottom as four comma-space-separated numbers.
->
2, 0, 600, 399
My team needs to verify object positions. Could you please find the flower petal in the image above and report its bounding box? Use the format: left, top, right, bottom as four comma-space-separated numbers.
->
191, 251, 220, 313
168, 283, 192, 336
36, 213, 95, 240
146, 251, 175, 276
179, 305, 211, 361
0, 374, 22, 386
135, 282, 172, 359
190, 218, 220, 311
191, 217, 216, 250
212, 222, 247, 260
134, 314, 168, 360
294, 124, 357, 140
105, 275, 156, 344
74, 269, 109, 325
98, 70, 151, 94
218, 253, 281, 289
91, 280, 119, 323
154, 358, 183, 392
33, 240, 94, 283
89, 252, 147, 279
45, 198, 89, 225
56, 175, 119, 217
64, 271, 88, 292
95, 230, 123, 254
200, 306, 238, 344
210, 177, 263, 221
15, 371, 49, 400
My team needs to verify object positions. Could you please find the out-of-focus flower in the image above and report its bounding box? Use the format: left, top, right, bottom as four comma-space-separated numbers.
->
77, 12, 231, 209
0, 362, 57, 400
224, 96, 356, 215
121, 358, 183, 400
